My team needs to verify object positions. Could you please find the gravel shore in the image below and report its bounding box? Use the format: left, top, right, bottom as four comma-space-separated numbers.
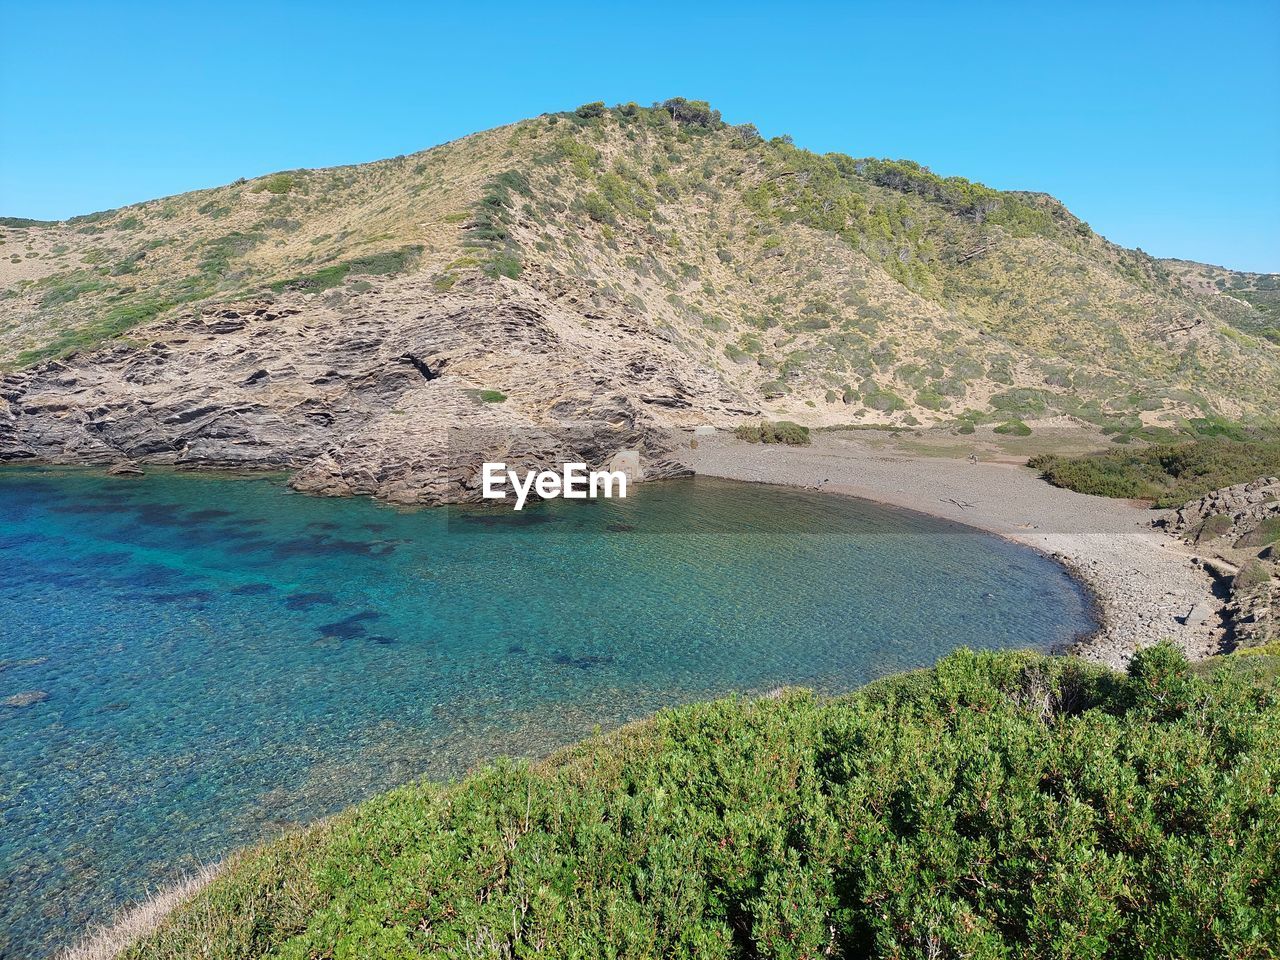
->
680, 432, 1226, 667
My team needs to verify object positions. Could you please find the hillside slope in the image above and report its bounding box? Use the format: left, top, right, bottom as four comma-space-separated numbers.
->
104, 647, 1280, 959
3, 100, 1277, 502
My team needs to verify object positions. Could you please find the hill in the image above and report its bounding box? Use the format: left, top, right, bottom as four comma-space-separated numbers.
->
96, 645, 1280, 959
3, 100, 1278, 502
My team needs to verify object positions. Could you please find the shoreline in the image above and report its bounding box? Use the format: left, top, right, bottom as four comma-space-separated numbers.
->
705, 467, 1114, 656
47, 434, 1229, 958
5, 438, 1228, 670
680, 432, 1227, 668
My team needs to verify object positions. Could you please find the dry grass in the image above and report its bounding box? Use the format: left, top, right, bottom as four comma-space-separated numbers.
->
57, 863, 222, 960
3, 104, 1277, 427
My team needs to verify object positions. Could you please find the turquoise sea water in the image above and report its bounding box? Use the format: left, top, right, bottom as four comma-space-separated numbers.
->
0, 467, 1095, 958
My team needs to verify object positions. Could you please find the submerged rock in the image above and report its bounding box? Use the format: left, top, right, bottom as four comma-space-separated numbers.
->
4, 690, 50, 708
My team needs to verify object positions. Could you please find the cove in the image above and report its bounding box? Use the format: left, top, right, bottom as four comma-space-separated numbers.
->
0, 467, 1096, 958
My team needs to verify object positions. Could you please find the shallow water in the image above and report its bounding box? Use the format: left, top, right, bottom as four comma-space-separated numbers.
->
0, 467, 1095, 957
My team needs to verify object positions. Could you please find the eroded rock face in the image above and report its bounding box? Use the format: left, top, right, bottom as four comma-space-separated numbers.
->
1160, 477, 1280, 545
1158, 477, 1279, 648
0, 274, 728, 503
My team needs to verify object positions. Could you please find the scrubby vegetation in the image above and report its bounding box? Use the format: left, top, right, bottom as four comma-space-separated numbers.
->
252, 173, 299, 196
1236, 560, 1273, 592
1030, 431, 1280, 506
733, 420, 811, 445
4, 96, 1278, 428
465, 169, 530, 280
993, 418, 1032, 436
0, 216, 56, 228
15, 298, 173, 366
1238, 516, 1280, 549
268, 246, 423, 293
121, 646, 1279, 959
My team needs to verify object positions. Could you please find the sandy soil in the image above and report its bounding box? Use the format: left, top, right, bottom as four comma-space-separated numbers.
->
680, 431, 1227, 668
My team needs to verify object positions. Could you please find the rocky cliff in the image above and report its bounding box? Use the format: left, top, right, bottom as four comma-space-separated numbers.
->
1160, 477, 1279, 648
0, 270, 718, 502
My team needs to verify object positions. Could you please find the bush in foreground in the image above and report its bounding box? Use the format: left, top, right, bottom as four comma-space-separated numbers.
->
120, 645, 1279, 959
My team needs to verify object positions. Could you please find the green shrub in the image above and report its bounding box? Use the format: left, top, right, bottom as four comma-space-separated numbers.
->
1235, 560, 1273, 592
120, 647, 1280, 960
1030, 434, 1280, 507
253, 173, 297, 195
484, 253, 522, 279
758, 380, 788, 398
552, 135, 599, 177
270, 246, 423, 293
582, 192, 613, 223
994, 418, 1032, 436
661, 97, 722, 128
990, 388, 1049, 415
863, 388, 906, 412
38, 272, 111, 307
17, 298, 174, 366
477, 389, 507, 403
915, 388, 946, 410
1194, 513, 1234, 542
199, 231, 264, 282
734, 420, 811, 446
1237, 516, 1280, 550
463, 169, 529, 282
793, 316, 830, 331
0, 216, 54, 227
466, 170, 530, 249
574, 101, 607, 119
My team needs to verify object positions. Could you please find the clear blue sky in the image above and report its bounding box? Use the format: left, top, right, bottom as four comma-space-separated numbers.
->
3, 0, 1278, 271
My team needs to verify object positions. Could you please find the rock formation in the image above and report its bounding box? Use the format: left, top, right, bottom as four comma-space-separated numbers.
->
0, 273, 719, 502
1158, 477, 1279, 648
